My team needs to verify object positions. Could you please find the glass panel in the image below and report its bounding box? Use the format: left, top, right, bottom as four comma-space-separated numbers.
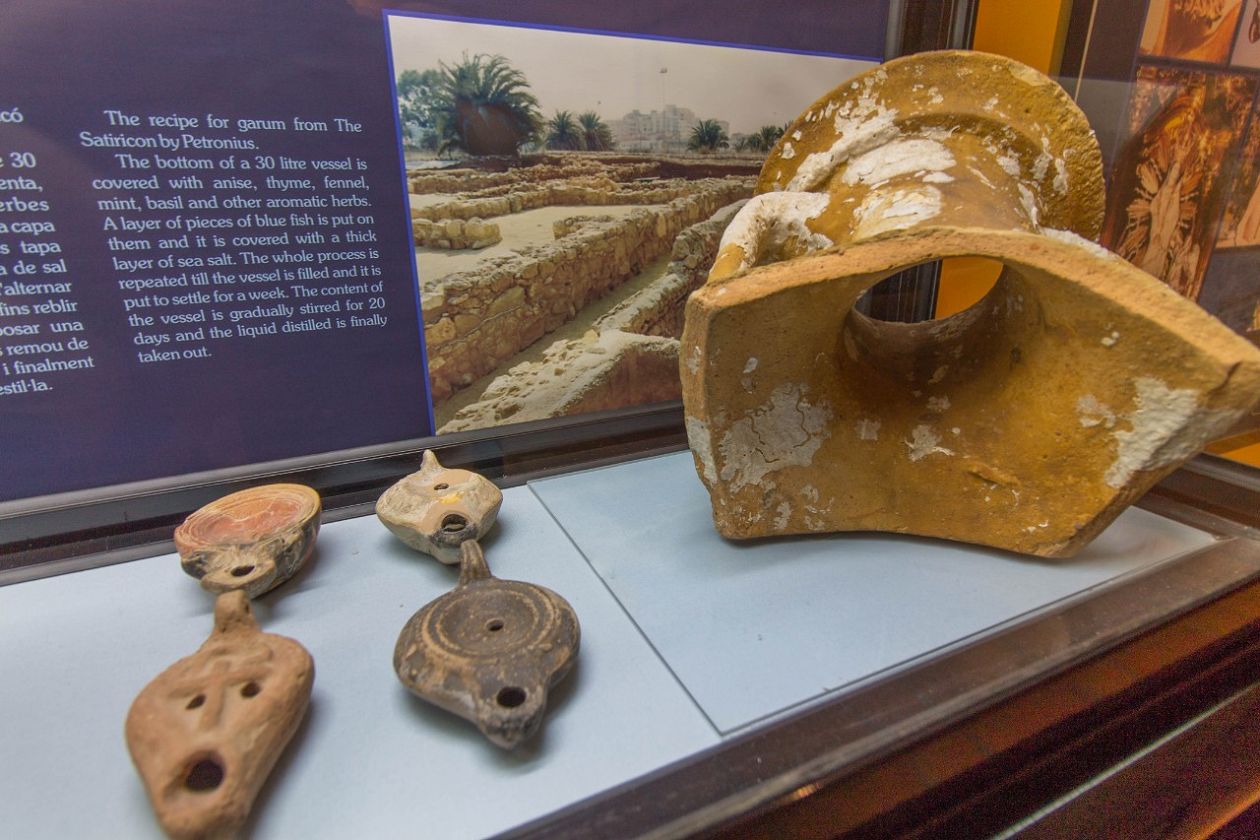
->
1052, 0, 1260, 468
0, 1, 892, 568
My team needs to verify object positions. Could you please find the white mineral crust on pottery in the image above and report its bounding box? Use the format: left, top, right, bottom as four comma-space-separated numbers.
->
682, 50, 1260, 557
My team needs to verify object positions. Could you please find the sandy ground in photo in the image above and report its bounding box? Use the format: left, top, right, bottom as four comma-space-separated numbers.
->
408, 193, 458, 211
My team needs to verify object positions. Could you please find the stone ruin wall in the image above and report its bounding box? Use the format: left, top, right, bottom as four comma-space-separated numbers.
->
593, 199, 748, 339
410, 178, 737, 225
407, 160, 658, 195
439, 199, 747, 432
439, 331, 684, 432
412, 217, 502, 250
406, 153, 759, 196
409, 177, 747, 251
423, 181, 750, 404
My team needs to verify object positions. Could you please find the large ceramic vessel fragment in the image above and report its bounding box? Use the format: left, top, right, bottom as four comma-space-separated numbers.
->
394, 541, 579, 748
125, 592, 314, 840
174, 484, 321, 599
376, 450, 503, 564
682, 50, 1260, 557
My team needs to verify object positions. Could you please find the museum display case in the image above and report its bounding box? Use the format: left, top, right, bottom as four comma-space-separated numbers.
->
6, 1, 1260, 837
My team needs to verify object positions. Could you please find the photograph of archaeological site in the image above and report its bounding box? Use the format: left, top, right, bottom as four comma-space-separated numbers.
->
386, 14, 872, 433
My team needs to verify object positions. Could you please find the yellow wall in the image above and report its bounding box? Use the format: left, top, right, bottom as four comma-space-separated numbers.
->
933, 0, 1073, 321
934, 257, 1003, 318
972, 0, 1072, 73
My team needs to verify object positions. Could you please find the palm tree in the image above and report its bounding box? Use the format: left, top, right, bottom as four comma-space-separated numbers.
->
755, 124, 786, 152
545, 110, 586, 151
578, 111, 615, 151
735, 124, 786, 153
430, 53, 541, 156
687, 119, 730, 154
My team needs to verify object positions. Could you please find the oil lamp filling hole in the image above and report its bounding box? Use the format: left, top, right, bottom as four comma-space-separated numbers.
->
496, 686, 526, 708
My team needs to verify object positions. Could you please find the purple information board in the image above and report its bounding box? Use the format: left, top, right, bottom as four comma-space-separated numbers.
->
0, 1, 887, 502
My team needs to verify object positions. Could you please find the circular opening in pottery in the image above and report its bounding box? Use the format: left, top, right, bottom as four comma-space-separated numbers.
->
496, 686, 526, 708
441, 513, 468, 534
433, 482, 449, 491
486, 619, 504, 633
185, 694, 205, 710
184, 757, 225, 792
230, 565, 255, 578
240, 681, 261, 698
853, 258, 1003, 323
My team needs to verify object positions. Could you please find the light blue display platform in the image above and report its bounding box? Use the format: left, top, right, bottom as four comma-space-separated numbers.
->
0, 451, 1218, 838
530, 452, 1215, 734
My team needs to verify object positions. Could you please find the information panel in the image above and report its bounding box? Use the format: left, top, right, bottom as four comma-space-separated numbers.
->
0, 1, 887, 502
